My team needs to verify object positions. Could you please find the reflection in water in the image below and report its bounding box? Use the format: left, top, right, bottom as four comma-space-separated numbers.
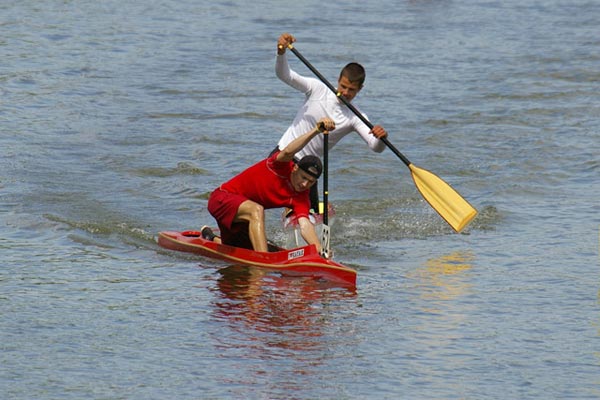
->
206, 265, 358, 396
410, 251, 475, 302
208, 264, 357, 360
212, 266, 355, 342
406, 251, 477, 375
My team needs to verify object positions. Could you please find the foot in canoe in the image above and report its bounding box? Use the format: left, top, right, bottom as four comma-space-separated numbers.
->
201, 226, 219, 243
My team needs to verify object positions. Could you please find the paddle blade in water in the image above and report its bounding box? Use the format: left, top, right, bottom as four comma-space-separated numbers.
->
409, 164, 477, 233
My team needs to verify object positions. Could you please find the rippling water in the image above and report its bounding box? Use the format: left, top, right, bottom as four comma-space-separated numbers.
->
1, 1, 599, 399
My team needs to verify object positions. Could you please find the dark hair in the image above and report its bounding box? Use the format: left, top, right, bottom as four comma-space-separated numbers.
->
340, 62, 365, 86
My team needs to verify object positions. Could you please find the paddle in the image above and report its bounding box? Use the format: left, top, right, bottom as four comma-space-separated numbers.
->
320, 128, 331, 258
286, 44, 477, 233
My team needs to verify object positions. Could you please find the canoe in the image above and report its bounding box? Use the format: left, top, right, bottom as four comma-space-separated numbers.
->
157, 230, 357, 286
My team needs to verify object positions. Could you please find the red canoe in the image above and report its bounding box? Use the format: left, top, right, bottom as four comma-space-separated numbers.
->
157, 230, 357, 286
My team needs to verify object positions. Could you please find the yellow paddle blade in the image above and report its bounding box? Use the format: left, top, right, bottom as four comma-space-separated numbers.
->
409, 164, 477, 233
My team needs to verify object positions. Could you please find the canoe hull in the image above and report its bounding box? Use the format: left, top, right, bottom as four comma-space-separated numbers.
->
157, 230, 357, 286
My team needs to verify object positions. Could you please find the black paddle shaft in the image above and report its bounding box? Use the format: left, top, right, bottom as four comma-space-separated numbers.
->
288, 45, 412, 167
322, 130, 328, 226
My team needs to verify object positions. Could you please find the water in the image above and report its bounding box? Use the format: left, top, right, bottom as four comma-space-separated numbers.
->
1, 0, 599, 398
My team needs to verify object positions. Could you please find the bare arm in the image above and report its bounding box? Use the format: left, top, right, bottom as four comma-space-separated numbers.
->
298, 216, 321, 253
276, 118, 335, 162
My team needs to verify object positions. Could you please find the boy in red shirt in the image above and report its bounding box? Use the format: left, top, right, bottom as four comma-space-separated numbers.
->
206, 118, 335, 255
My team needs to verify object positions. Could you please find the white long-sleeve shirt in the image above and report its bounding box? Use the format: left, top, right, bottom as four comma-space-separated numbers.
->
275, 54, 386, 159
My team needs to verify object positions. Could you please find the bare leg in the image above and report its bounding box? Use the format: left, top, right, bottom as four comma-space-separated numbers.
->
234, 200, 268, 252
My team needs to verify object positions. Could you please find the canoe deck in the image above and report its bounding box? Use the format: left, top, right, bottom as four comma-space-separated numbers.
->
158, 230, 357, 286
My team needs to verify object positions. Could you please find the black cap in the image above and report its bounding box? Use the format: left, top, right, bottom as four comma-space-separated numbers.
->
297, 155, 322, 178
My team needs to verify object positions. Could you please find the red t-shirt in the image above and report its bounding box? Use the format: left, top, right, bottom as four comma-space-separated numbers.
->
219, 151, 311, 219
